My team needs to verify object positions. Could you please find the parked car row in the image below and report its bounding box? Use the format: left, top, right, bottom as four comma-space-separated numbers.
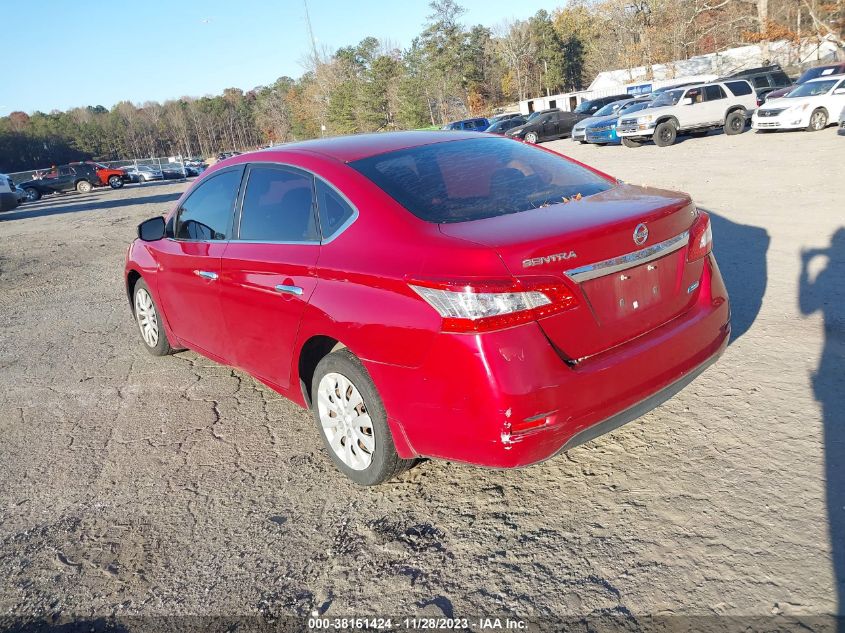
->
8, 160, 207, 203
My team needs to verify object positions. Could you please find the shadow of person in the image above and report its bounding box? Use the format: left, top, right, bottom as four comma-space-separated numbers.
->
800, 227, 845, 617
706, 210, 770, 344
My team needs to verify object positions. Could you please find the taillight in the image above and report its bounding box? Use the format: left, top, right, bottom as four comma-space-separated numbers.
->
408, 277, 578, 333
687, 211, 713, 262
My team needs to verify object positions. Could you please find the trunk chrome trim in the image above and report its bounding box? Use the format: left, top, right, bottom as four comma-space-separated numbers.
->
565, 230, 689, 283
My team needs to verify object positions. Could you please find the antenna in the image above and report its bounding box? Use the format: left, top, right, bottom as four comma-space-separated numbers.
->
303, 0, 319, 63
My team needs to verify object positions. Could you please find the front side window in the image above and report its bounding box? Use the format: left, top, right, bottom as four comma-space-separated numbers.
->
772, 72, 792, 87
175, 169, 241, 241
349, 136, 613, 224
685, 87, 703, 104
238, 166, 318, 242
317, 180, 355, 239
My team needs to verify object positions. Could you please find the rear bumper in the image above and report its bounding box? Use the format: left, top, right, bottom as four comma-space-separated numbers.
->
366, 254, 729, 468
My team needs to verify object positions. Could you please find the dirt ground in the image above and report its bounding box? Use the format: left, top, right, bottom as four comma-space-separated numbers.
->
1, 127, 844, 630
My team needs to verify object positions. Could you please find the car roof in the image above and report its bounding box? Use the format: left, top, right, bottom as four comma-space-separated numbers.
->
806, 73, 845, 83
263, 130, 486, 163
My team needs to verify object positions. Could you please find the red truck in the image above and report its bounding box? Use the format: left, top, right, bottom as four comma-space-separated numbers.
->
70, 162, 131, 189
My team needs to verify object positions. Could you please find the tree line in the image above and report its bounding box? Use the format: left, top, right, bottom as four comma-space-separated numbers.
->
1, 0, 842, 173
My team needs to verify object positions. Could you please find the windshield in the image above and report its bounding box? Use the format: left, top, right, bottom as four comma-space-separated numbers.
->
594, 101, 626, 117
526, 111, 545, 121
651, 89, 685, 107
618, 101, 650, 115
350, 137, 613, 223
573, 100, 595, 114
787, 79, 838, 97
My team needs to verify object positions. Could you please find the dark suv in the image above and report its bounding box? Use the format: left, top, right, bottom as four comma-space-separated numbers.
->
17, 163, 99, 201
722, 64, 792, 103
766, 62, 845, 101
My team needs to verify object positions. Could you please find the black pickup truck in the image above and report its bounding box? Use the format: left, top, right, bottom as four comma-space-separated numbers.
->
17, 163, 99, 201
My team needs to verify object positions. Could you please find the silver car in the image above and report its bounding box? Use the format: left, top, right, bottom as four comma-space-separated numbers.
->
124, 165, 164, 183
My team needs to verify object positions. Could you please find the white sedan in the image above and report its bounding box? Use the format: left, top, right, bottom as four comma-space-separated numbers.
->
753, 74, 845, 131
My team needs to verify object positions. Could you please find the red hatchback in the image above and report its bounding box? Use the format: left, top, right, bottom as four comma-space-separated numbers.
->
125, 132, 729, 485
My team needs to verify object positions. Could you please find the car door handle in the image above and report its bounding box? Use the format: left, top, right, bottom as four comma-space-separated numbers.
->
195, 270, 218, 280
275, 284, 303, 296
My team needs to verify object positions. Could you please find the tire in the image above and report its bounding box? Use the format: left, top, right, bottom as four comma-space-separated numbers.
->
807, 108, 828, 132
621, 137, 642, 148
653, 121, 677, 147
311, 349, 413, 485
132, 278, 173, 356
724, 111, 745, 135
76, 180, 93, 193
524, 131, 538, 144
24, 187, 41, 202
108, 175, 124, 189
138, 175, 147, 183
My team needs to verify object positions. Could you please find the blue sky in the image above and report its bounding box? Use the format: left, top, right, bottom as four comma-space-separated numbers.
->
0, 0, 560, 117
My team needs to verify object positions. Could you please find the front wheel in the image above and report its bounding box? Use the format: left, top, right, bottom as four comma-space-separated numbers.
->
653, 121, 677, 147
524, 132, 538, 144
312, 349, 413, 485
133, 278, 173, 356
108, 175, 124, 189
807, 109, 828, 131
76, 180, 93, 193
724, 111, 745, 135
138, 175, 147, 183
24, 187, 41, 201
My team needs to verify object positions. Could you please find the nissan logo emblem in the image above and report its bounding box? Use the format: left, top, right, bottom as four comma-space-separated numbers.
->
633, 223, 649, 246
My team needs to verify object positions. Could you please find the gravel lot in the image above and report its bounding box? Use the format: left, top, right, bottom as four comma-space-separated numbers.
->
1, 128, 844, 630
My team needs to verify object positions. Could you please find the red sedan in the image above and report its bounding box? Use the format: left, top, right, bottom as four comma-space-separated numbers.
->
125, 131, 729, 485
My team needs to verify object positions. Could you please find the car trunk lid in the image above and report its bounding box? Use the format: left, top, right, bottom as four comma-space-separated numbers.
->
438, 184, 705, 360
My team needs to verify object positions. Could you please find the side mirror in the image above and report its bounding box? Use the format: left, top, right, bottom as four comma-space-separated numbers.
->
833, 88, 845, 95
138, 216, 166, 241
682, 97, 694, 105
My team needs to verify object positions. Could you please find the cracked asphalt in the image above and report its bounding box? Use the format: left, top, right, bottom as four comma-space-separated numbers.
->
1, 127, 843, 629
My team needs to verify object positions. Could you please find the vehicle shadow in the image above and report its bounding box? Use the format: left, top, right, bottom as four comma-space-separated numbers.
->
0, 192, 182, 222
799, 227, 845, 617
706, 210, 770, 344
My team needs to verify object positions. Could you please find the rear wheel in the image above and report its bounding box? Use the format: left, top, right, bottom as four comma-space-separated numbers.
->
807, 108, 828, 131
133, 278, 173, 356
621, 137, 642, 148
108, 175, 123, 189
724, 111, 745, 135
311, 349, 413, 485
76, 180, 93, 193
24, 187, 40, 201
524, 132, 538, 144
653, 121, 677, 147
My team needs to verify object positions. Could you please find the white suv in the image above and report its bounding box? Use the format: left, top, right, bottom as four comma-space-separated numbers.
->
0, 174, 19, 212
617, 79, 757, 147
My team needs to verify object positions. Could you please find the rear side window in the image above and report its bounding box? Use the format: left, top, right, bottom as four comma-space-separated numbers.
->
176, 169, 241, 240
704, 85, 727, 101
752, 75, 770, 88
238, 166, 318, 242
725, 80, 753, 96
316, 180, 355, 239
772, 72, 791, 87
349, 136, 613, 223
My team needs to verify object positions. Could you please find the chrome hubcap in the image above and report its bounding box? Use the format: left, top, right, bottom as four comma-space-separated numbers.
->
317, 372, 374, 470
135, 288, 159, 347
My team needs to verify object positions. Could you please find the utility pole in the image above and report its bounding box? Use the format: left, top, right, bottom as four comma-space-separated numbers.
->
303, 0, 319, 65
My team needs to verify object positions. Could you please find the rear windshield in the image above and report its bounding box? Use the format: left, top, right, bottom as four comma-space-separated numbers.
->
349, 137, 613, 223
